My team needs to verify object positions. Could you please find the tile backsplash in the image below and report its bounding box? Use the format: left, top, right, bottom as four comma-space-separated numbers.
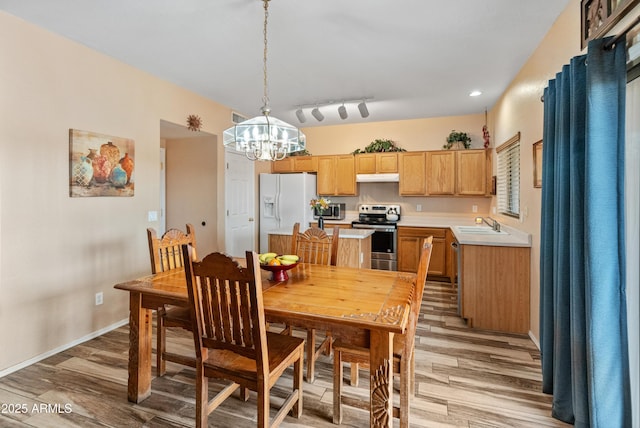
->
327, 182, 491, 215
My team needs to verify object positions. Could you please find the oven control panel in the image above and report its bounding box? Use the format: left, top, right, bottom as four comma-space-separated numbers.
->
357, 204, 401, 222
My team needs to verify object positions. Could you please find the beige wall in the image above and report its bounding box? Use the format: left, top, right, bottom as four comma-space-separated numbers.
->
165, 136, 218, 256
0, 12, 232, 372
303, 113, 486, 154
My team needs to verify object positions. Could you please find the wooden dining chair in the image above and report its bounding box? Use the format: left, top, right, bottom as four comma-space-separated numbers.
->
332, 236, 433, 427
147, 224, 197, 376
181, 245, 305, 428
290, 222, 340, 383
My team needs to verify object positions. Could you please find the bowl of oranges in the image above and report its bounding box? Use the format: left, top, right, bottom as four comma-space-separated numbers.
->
258, 253, 299, 282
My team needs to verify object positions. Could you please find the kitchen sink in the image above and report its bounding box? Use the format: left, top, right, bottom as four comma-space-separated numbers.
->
455, 226, 508, 235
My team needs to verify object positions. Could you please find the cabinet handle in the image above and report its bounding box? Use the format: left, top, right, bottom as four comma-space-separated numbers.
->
451, 242, 459, 249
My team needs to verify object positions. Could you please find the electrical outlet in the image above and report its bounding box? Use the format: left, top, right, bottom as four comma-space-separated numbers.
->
416, 204, 422, 212
472, 205, 478, 213
95, 292, 103, 306
148, 210, 158, 222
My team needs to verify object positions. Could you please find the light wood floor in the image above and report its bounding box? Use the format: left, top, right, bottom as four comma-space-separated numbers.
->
0, 281, 571, 427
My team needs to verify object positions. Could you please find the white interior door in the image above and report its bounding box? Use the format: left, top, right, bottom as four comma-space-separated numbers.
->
225, 150, 255, 257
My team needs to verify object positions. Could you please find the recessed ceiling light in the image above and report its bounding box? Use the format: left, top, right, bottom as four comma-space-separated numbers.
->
469, 90, 482, 97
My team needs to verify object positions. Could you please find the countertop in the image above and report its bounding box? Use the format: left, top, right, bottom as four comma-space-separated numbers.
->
319, 213, 531, 247
267, 228, 374, 240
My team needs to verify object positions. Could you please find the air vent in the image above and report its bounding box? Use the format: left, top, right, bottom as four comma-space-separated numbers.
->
231, 111, 247, 124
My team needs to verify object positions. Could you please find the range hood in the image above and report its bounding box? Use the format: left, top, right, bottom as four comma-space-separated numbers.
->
356, 173, 400, 183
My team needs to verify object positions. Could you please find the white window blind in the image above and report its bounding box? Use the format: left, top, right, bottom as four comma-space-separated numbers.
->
496, 133, 520, 218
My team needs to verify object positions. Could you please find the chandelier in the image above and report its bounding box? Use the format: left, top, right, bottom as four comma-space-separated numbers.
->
223, 0, 305, 161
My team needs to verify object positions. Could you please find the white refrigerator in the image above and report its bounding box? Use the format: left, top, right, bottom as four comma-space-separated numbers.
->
259, 172, 317, 253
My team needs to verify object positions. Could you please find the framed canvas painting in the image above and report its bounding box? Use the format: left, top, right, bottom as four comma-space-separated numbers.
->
69, 129, 135, 197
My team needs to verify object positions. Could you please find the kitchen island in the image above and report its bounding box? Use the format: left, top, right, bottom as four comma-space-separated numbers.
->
267, 228, 373, 269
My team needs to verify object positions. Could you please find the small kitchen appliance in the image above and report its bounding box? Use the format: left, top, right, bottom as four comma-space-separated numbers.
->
313, 203, 346, 220
351, 204, 401, 271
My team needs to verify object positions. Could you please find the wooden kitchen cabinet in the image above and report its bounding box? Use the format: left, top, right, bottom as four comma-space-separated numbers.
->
401, 149, 490, 197
271, 155, 317, 173
460, 244, 530, 333
426, 151, 456, 195
456, 149, 488, 196
355, 152, 398, 174
397, 226, 452, 281
316, 155, 356, 196
398, 152, 427, 195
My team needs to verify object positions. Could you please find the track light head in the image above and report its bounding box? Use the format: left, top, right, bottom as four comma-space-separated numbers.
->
311, 107, 324, 122
295, 108, 306, 123
338, 104, 348, 120
358, 101, 369, 118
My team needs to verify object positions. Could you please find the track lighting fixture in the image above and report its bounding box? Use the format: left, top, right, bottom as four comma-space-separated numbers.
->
295, 108, 306, 123
294, 98, 373, 123
358, 101, 369, 118
338, 103, 348, 120
311, 107, 324, 121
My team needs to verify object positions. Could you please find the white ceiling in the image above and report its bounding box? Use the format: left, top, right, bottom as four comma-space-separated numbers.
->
2, 0, 570, 131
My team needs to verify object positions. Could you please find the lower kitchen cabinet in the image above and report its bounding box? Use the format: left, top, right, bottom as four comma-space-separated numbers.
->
459, 244, 530, 334
397, 226, 454, 282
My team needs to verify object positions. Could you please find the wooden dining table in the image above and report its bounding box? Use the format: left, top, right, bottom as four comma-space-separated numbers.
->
114, 262, 416, 428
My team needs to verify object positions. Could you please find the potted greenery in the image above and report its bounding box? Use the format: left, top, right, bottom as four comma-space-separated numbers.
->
443, 130, 472, 150
352, 139, 406, 154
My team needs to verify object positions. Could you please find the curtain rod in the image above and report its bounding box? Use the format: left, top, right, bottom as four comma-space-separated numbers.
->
605, 14, 640, 50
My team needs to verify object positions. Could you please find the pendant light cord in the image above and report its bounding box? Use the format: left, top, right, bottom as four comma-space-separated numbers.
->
262, 0, 270, 115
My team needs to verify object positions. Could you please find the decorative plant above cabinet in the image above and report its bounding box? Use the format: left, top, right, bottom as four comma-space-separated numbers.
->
352, 139, 406, 154
443, 130, 472, 150
289, 149, 312, 156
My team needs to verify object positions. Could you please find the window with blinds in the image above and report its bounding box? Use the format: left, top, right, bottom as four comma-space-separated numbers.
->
496, 133, 521, 218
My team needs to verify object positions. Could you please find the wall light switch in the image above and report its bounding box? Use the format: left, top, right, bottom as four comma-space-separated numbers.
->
416, 204, 422, 212
148, 210, 158, 222
472, 205, 478, 213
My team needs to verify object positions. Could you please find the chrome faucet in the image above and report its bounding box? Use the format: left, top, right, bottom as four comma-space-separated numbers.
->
482, 217, 501, 232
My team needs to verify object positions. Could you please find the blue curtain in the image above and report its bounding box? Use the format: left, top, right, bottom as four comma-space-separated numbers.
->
540, 38, 630, 427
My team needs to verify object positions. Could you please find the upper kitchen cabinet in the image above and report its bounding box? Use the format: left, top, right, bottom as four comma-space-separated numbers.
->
398, 152, 427, 195
426, 151, 456, 195
401, 149, 490, 197
317, 155, 356, 196
456, 149, 489, 196
355, 152, 398, 174
271, 155, 317, 173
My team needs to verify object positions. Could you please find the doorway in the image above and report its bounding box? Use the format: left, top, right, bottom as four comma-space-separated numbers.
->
160, 120, 217, 256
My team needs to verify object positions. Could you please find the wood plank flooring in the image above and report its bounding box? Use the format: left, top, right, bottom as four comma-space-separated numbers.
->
0, 281, 571, 427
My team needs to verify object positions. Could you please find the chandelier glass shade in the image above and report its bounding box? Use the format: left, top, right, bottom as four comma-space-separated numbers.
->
222, 0, 305, 161
223, 112, 306, 161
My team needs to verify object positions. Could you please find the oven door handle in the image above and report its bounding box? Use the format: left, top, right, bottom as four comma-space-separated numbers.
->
351, 224, 397, 231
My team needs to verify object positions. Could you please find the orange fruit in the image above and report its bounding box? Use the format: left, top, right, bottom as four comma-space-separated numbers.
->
268, 258, 281, 266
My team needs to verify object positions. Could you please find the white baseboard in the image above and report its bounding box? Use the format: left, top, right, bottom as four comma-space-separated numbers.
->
528, 330, 541, 350
0, 318, 129, 379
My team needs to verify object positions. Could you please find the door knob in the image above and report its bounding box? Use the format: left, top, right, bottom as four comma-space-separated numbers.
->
248, 217, 254, 222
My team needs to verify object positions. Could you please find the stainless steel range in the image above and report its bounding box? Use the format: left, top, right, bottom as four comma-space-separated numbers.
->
351, 204, 401, 271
